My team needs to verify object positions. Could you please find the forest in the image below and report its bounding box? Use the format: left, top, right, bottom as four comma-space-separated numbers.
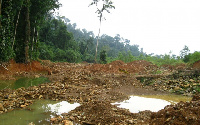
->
0, 0, 200, 65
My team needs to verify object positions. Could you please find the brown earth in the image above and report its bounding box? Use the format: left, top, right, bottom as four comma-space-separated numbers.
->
0, 60, 199, 125
150, 95, 200, 125
85, 60, 158, 74
193, 60, 200, 69
0, 59, 50, 80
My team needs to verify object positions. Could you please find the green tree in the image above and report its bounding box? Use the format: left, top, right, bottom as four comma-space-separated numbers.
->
24, 0, 31, 63
65, 49, 81, 63
180, 45, 190, 59
100, 50, 107, 64
38, 42, 55, 60
38, 16, 82, 63
0, 0, 15, 62
183, 53, 191, 63
184, 51, 200, 64
190, 51, 200, 63
0, 0, 60, 62
0, 0, 2, 28
90, 0, 115, 63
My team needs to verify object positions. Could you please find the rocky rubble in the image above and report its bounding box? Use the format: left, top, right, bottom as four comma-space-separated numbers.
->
50, 94, 200, 125
150, 94, 200, 125
51, 101, 153, 125
0, 60, 200, 124
84, 60, 158, 75
141, 71, 200, 96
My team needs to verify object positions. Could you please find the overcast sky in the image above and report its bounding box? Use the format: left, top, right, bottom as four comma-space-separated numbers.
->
57, 0, 200, 56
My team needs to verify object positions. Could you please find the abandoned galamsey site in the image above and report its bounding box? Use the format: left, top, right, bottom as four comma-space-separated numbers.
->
0, 59, 200, 125
0, 0, 200, 125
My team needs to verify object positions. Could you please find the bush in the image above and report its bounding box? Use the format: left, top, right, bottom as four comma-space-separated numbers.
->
38, 42, 55, 60
100, 50, 107, 64
65, 49, 81, 63
183, 51, 200, 64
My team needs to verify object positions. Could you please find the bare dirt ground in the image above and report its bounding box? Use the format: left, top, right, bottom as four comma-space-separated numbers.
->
0, 60, 199, 125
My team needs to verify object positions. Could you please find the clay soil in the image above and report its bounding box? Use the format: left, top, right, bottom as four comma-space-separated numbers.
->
0, 60, 199, 125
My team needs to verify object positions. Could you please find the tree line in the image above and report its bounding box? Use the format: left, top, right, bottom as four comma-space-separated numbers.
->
0, 0, 199, 65
38, 15, 143, 63
0, 0, 60, 63
38, 15, 200, 65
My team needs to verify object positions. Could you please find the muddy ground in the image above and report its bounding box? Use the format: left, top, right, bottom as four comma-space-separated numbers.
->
0, 60, 199, 125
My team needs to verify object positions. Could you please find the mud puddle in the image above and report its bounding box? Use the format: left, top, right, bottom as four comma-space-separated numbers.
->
0, 100, 80, 125
0, 77, 50, 90
112, 95, 192, 113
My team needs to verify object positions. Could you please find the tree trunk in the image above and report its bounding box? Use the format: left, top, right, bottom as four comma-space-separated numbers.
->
25, 0, 30, 63
94, 16, 102, 63
35, 28, 38, 50
30, 25, 36, 60
94, 27, 101, 63
0, 0, 2, 29
12, 6, 23, 49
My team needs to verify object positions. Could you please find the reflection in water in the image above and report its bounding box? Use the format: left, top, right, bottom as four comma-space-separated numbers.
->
47, 101, 80, 115
139, 95, 192, 104
0, 100, 80, 125
112, 95, 191, 113
0, 77, 50, 90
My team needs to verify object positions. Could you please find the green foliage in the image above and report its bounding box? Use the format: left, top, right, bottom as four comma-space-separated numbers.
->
0, 0, 15, 61
106, 57, 116, 63
0, 0, 60, 62
38, 42, 81, 63
153, 70, 162, 74
89, 0, 115, 63
100, 50, 107, 64
183, 51, 200, 64
117, 51, 136, 63
38, 42, 54, 60
53, 48, 67, 61
38, 16, 81, 63
65, 49, 81, 63
180, 45, 190, 59
82, 53, 95, 63
1, 0, 197, 66
89, 0, 115, 20
63, 17, 143, 63
115, 51, 184, 66
189, 51, 200, 63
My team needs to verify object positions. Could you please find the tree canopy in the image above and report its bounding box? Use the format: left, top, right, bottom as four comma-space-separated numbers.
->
0, 0, 60, 62
0, 0, 199, 66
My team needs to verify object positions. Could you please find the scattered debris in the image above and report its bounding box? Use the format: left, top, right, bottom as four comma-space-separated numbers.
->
0, 60, 199, 124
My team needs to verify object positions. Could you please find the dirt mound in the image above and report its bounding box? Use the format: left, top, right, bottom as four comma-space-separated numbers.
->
0, 59, 50, 80
0, 59, 46, 73
86, 60, 157, 74
193, 60, 200, 69
161, 64, 175, 71
52, 101, 150, 125
127, 60, 157, 73
175, 63, 187, 70
85, 60, 125, 74
109, 60, 126, 66
63, 101, 132, 125
150, 94, 200, 125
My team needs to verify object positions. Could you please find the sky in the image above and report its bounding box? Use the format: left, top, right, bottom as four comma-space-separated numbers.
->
57, 0, 200, 56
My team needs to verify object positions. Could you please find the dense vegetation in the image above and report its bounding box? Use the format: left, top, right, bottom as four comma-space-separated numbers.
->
38, 15, 200, 66
0, 0, 200, 66
38, 15, 143, 63
0, 0, 60, 63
